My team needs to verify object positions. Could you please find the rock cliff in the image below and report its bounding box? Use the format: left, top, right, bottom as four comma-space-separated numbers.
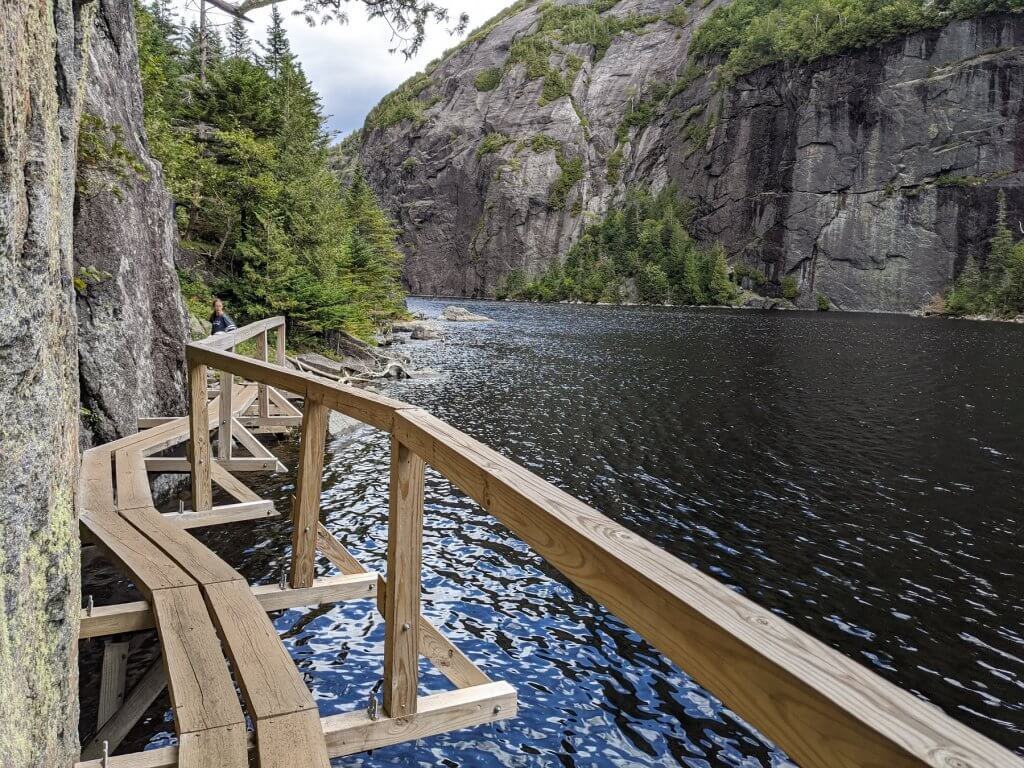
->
74, 0, 189, 445
0, 0, 93, 763
360, 0, 1024, 311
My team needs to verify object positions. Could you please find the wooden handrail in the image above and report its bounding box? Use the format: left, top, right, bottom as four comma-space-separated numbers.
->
186, 320, 1022, 768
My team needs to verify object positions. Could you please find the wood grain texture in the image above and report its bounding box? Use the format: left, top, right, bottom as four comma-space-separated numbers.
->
255, 709, 330, 768
80, 574, 376, 639
150, 586, 245, 734
187, 360, 213, 512
81, 657, 167, 759
290, 392, 329, 589
195, 316, 285, 351
80, 511, 194, 600
203, 579, 317, 721
146, 456, 280, 473
256, 330, 270, 420
98, 640, 130, 728
323, 683, 517, 758
268, 387, 302, 417
168, 500, 276, 529
383, 438, 425, 718
217, 369, 233, 460
316, 523, 367, 575
120, 506, 242, 586
114, 449, 153, 511
177, 724, 248, 768
81, 451, 117, 512
392, 407, 1023, 768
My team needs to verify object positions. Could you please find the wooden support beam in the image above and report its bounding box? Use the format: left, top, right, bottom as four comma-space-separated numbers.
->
257, 331, 270, 420
383, 437, 425, 718
164, 500, 276, 530
145, 456, 281, 473
138, 417, 176, 429
269, 387, 302, 417
236, 415, 302, 429
290, 392, 329, 589
80, 573, 377, 639
211, 463, 262, 504
81, 657, 168, 760
73, 683, 517, 768
275, 323, 286, 366
97, 640, 130, 728
218, 368, 233, 460
187, 360, 213, 512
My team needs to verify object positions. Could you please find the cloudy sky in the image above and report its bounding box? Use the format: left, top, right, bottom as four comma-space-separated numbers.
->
173, 0, 508, 138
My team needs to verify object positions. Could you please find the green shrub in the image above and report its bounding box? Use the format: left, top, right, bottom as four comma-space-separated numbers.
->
528, 134, 561, 154
477, 132, 512, 158
474, 67, 503, 91
548, 150, 585, 211
781, 276, 800, 301
816, 293, 830, 311
666, 5, 689, 26
606, 148, 624, 184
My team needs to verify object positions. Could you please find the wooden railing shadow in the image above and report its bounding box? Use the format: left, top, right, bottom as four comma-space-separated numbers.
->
187, 317, 1021, 768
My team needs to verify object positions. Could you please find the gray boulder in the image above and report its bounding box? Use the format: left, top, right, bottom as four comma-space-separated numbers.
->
440, 305, 492, 322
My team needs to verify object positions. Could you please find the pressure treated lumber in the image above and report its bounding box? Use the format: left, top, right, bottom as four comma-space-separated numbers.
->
383, 438, 425, 718
80, 573, 378, 638
256, 331, 270, 419
81, 658, 167, 759
163, 500, 276, 529
255, 710, 330, 768
121, 506, 241, 586
177, 725, 247, 768
290, 391, 330, 589
187, 360, 213, 512
150, 585, 245, 735
97, 640, 130, 728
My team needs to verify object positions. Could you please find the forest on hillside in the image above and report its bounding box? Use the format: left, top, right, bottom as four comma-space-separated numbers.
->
134, 1, 405, 341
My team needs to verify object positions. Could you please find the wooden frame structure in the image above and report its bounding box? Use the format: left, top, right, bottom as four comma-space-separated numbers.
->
78, 316, 1023, 768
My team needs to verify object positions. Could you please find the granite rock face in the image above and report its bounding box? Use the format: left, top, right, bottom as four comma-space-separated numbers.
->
361, 1, 1024, 311
74, 0, 189, 445
0, 0, 94, 763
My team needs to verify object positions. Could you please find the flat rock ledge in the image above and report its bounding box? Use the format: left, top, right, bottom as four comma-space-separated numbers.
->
439, 305, 492, 322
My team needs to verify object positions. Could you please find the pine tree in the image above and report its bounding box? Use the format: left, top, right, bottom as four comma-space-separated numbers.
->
227, 18, 253, 60
703, 243, 737, 305
261, 5, 292, 78
946, 255, 984, 315
987, 190, 1014, 291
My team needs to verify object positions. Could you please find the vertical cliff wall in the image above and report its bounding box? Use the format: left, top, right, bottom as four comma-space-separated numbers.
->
0, 0, 92, 763
74, 0, 189, 445
360, 0, 1024, 311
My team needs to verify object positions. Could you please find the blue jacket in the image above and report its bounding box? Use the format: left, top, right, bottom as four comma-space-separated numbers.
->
210, 312, 237, 334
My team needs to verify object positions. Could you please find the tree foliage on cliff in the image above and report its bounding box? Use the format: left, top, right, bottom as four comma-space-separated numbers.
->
692, 0, 1024, 77
498, 187, 738, 306
136, 2, 404, 339
946, 191, 1024, 316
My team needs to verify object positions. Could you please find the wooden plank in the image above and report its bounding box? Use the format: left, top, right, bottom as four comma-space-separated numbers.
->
80, 511, 194, 600
290, 392, 329, 589
203, 579, 317, 721
383, 437, 424, 718
115, 449, 153, 511
256, 330, 270, 420
166, 500, 276, 530
145, 456, 281, 473
74, 684, 516, 768
316, 523, 366, 575
275, 323, 286, 366
323, 682, 516, 758
80, 574, 377, 639
81, 451, 117, 513
268, 387, 302, 418
121, 506, 242, 586
255, 709, 330, 768
151, 585, 245, 734
138, 417, 177, 429
229, 417, 280, 461
218, 368, 233, 460
97, 640, 130, 728
211, 462, 262, 504
392, 407, 1023, 768
237, 416, 302, 429
187, 359, 213, 512
177, 724, 248, 768
81, 657, 167, 759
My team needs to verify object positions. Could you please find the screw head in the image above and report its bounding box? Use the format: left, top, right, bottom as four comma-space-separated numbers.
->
401, 622, 411, 632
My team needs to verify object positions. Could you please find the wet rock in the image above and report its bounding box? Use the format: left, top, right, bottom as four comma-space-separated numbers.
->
440, 305, 492, 322
411, 324, 442, 340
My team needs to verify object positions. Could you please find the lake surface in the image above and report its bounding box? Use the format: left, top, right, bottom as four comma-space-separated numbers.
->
81, 300, 1024, 765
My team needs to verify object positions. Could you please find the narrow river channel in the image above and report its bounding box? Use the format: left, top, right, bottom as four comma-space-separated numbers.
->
82, 299, 1024, 765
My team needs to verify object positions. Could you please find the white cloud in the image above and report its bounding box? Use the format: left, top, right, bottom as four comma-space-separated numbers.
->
171, 0, 509, 137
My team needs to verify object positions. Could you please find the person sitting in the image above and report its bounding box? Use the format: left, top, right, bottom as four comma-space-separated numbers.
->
210, 298, 238, 334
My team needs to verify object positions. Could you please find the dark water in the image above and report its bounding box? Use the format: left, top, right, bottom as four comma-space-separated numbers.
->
81, 300, 1024, 765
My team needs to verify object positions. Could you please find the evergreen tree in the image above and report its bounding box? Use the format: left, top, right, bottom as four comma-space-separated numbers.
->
227, 18, 253, 60
987, 190, 1014, 290
261, 5, 292, 78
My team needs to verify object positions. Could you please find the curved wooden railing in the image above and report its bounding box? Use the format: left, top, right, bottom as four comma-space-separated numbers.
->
186, 318, 1021, 768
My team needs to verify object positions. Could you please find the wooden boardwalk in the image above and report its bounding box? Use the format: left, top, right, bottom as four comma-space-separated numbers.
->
76, 316, 1023, 768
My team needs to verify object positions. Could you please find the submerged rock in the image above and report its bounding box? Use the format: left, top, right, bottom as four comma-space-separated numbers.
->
440, 305, 492, 322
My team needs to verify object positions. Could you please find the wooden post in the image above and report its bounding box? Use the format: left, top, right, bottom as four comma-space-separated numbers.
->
383, 437, 425, 718
218, 367, 233, 459
275, 323, 286, 366
290, 391, 329, 589
256, 331, 270, 420
188, 359, 213, 511
97, 640, 130, 729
